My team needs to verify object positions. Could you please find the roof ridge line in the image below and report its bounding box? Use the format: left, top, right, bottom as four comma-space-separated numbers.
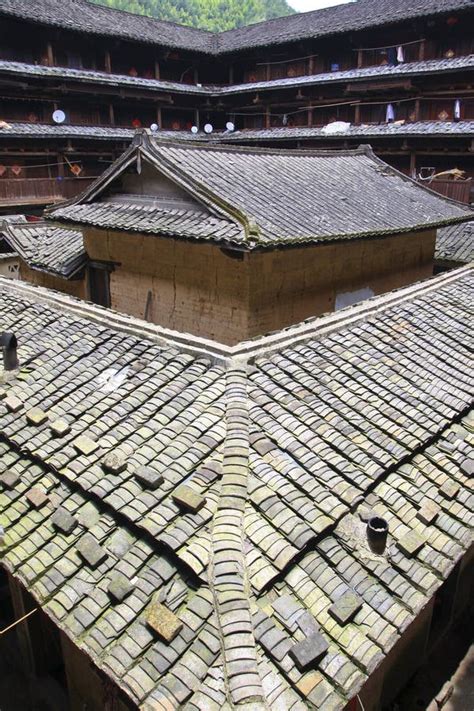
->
208, 365, 267, 707
0, 266, 472, 365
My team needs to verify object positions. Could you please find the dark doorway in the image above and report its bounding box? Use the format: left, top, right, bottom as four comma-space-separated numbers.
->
88, 264, 111, 307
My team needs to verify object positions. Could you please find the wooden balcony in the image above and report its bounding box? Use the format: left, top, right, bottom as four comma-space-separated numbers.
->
0, 177, 97, 207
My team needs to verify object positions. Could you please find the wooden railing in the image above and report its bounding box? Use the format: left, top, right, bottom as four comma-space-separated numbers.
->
427, 179, 472, 204
0, 177, 97, 206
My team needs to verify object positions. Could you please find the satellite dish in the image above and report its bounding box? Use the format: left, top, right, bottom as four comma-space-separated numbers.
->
226, 121, 235, 132
191, 125, 199, 134
204, 123, 213, 134
52, 109, 66, 124
150, 123, 159, 133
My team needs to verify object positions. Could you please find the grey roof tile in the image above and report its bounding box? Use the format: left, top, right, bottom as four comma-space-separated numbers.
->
0, 269, 472, 708
436, 221, 474, 264
49, 136, 472, 248
1, 220, 86, 278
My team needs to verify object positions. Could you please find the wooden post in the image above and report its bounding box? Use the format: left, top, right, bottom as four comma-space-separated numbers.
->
194, 108, 200, 128
265, 106, 270, 129
154, 59, 160, 80
419, 40, 425, 61
7, 574, 36, 676
354, 103, 361, 124
57, 153, 65, 179
357, 49, 363, 69
46, 41, 54, 67
156, 106, 162, 129
307, 105, 312, 127
265, 63, 270, 81
108, 104, 115, 126
308, 55, 315, 75
229, 64, 234, 84
104, 50, 112, 73
410, 152, 416, 178
414, 98, 421, 122
193, 67, 199, 85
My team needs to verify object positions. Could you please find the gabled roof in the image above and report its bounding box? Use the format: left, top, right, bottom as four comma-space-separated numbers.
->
0, 265, 472, 709
48, 134, 473, 249
1, 220, 86, 278
0, 0, 471, 55
436, 221, 474, 264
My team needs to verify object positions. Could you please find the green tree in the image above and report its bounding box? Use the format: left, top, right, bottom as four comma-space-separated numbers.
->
90, 0, 295, 31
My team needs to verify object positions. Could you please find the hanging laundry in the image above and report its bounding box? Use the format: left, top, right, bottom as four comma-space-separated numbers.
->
454, 99, 461, 121
387, 47, 397, 65
386, 104, 395, 122
397, 46, 405, 63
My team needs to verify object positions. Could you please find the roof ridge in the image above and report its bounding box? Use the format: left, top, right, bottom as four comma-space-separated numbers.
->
209, 365, 266, 706
0, 266, 472, 365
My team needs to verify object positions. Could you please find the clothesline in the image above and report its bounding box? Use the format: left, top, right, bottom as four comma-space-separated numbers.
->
354, 38, 425, 52
229, 94, 468, 119
0, 608, 37, 636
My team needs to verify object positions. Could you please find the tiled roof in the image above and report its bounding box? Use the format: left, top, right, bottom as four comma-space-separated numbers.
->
1, 220, 86, 278
220, 121, 474, 144
0, 60, 209, 96
218, 0, 473, 54
49, 137, 473, 248
0, 122, 133, 141
0, 54, 472, 97
436, 221, 474, 264
51, 202, 243, 243
0, 0, 213, 53
0, 266, 472, 708
1, 120, 473, 146
0, 0, 471, 55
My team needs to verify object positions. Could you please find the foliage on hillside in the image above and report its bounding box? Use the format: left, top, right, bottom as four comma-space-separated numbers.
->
90, 0, 295, 31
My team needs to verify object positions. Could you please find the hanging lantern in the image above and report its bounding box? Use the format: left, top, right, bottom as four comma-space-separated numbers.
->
11, 164, 22, 176
446, 16, 458, 26
70, 163, 82, 176
396, 46, 404, 63
131, 118, 142, 129
128, 67, 138, 77
171, 120, 181, 131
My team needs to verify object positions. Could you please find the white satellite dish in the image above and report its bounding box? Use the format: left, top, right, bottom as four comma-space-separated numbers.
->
204, 123, 213, 134
52, 109, 66, 124
150, 123, 159, 133
191, 125, 199, 134
226, 121, 235, 132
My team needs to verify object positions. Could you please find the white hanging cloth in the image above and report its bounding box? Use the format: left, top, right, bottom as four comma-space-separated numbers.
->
397, 46, 405, 63
454, 99, 461, 120
386, 103, 395, 122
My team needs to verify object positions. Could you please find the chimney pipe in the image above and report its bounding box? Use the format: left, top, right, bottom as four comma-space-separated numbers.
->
367, 515, 389, 554
1, 332, 19, 371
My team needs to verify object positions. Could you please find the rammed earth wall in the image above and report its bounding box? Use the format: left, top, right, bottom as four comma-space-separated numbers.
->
83, 227, 436, 344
